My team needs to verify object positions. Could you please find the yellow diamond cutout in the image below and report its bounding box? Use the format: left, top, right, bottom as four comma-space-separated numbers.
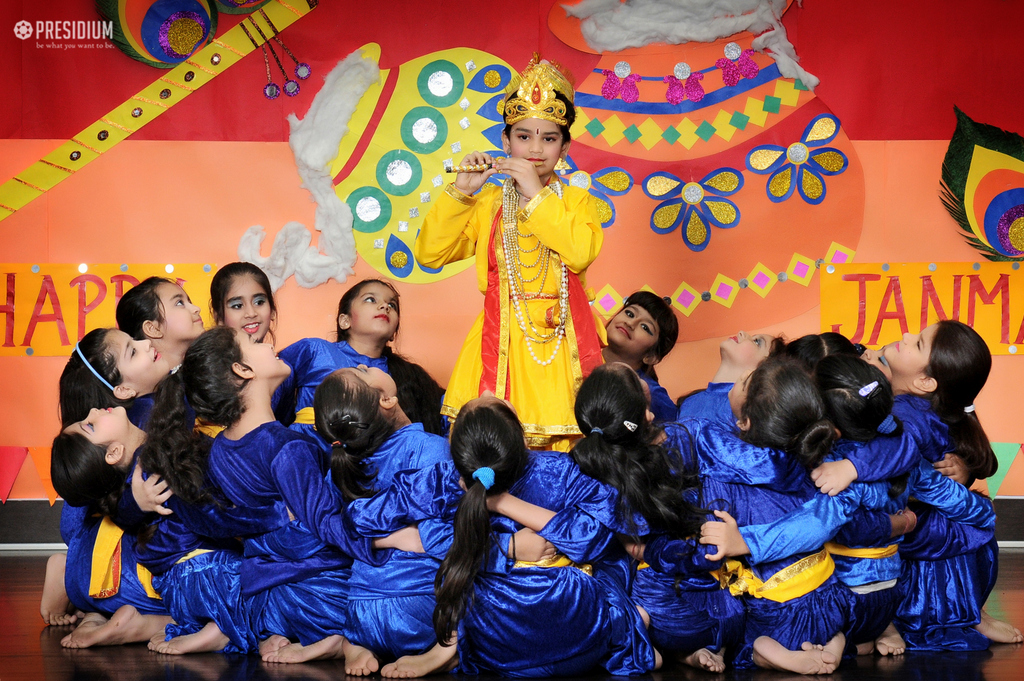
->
787, 253, 818, 287
743, 97, 769, 127
637, 118, 665, 150
746, 262, 777, 298
601, 115, 627, 147
824, 242, 856, 266
670, 281, 702, 317
675, 118, 700, 149
774, 79, 800, 107
571, 109, 591, 140
709, 273, 740, 308
712, 110, 737, 142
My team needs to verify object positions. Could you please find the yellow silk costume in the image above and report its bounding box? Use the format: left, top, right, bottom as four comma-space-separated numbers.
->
415, 181, 606, 450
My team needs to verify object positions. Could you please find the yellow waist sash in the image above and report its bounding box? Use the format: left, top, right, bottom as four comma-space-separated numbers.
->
194, 419, 225, 438
176, 548, 214, 564
514, 554, 593, 576
637, 561, 650, 570
294, 407, 316, 425
824, 541, 899, 559
90, 517, 160, 600
710, 548, 834, 603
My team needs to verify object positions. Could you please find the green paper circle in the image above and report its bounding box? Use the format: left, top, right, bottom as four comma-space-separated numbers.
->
376, 150, 423, 197
401, 107, 448, 154
346, 186, 392, 233
417, 60, 464, 108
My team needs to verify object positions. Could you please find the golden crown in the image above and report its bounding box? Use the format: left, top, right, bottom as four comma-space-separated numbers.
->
503, 54, 575, 128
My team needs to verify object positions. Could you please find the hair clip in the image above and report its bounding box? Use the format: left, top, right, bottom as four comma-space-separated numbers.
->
877, 414, 897, 434
472, 466, 495, 490
74, 343, 115, 392
858, 381, 879, 398
964, 404, 976, 414
853, 343, 867, 356
623, 420, 638, 432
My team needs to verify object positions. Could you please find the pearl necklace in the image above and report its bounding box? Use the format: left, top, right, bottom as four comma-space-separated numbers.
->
500, 178, 568, 367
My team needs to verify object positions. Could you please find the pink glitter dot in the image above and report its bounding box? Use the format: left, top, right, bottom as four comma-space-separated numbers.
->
716, 283, 733, 299
793, 262, 809, 278
678, 291, 695, 307
831, 252, 848, 264
600, 294, 616, 309
753, 272, 771, 288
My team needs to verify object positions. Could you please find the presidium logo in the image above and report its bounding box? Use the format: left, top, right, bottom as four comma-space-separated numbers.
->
13, 19, 113, 42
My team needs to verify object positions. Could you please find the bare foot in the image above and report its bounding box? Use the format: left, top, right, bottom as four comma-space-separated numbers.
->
259, 634, 291, 657
682, 648, 725, 673
874, 622, 906, 656
148, 621, 230, 655
61, 612, 108, 649
343, 639, 381, 676
752, 633, 844, 675
381, 642, 458, 678
264, 635, 345, 664
976, 609, 1024, 644
855, 641, 875, 656
41, 554, 79, 626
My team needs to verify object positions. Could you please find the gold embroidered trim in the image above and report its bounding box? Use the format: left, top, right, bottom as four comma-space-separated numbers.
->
100, 117, 136, 133
160, 76, 197, 92
40, 160, 73, 174
132, 95, 169, 109
185, 59, 218, 76
444, 183, 476, 206
70, 137, 102, 153
494, 221, 511, 400
14, 177, 44, 192
0, 204, 17, 214
212, 38, 246, 56
518, 186, 553, 222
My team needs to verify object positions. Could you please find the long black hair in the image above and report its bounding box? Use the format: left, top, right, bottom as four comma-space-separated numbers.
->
785, 332, 858, 372
613, 291, 680, 381
314, 369, 397, 503
926, 321, 996, 481
51, 430, 123, 516
573, 363, 702, 538
143, 327, 247, 504
58, 328, 131, 426
740, 356, 837, 468
209, 262, 277, 343
434, 399, 528, 644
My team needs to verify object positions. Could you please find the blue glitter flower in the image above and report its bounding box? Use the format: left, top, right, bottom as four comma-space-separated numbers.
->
642, 168, 744, 251
745, 113, 848, 205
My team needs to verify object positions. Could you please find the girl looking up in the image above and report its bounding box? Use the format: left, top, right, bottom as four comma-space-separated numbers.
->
415, 54, 604, 452
58, 328, 174, 427
309, 366, 450, 676
116, 277, 205, 371
209, 262, 277, 344
602, 293, 680, 422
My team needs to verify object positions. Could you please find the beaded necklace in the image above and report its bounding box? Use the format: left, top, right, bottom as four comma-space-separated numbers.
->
500, 177, 568, 367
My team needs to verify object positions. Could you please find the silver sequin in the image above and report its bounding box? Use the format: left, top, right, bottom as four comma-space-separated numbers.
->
569, 172, 590, 189
459, 117, 471, 130
460, 97, 471, 111
724, 42, 742, 60
420, 191, 431, 203
787, 143, 809, 164
356, 197, 381, 222
428, 70, 454, 98
683, 183, 704, 204
450, 142, 462, 153
398, 221, 409, 232
409, 207, 419, 218
432, 175, 443, 187
373, 239, 385, 249
673, 62, 691, 80
386, 159, 413, 186
613, 60, 631, 78
465, 60, 476, 71
412, 117, 438, 145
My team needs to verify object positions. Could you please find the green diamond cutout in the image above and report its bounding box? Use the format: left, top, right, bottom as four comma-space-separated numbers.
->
695, 121, 716, 142
762, 96, 782, 114
661, 126, 681, 145
585, 118, 606, 137
623, 124, 642, 144
987, 442, 1021, 496
794, 79, 810, 91
730, 111, 750, 130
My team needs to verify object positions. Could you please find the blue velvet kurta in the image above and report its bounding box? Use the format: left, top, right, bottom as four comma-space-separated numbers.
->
206, 421, 382, 644
343, 424, 451, 659
684, 420, 851, 669
639, 372, 675, 423
346, 451, 656, 677
631, 423, 745, 657
273, 338, 389, 450
676, 382, 733, 425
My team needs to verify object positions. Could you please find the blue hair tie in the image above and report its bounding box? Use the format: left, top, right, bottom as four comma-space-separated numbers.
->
74, 343, 115, 392
877, 414, 897, 434
590, 427, 603, 436
472, 467, 495, 490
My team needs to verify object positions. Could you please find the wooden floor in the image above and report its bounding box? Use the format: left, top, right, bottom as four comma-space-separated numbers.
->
2, 551, 1022, 681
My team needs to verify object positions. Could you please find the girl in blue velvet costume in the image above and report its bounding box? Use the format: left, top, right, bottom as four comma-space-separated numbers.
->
669, 356, 848, 674
345, 395, 658, 677
676, 329, 783, 424
52, 405, 292, 656
812, 321, 1022, 649
274, 279, 447, 448
146, 326, 412, 664
601, 292, 680, 422
571, 363, 727, 671
702, 354, 998, 658
311, 365, 451, 676
209, 262, 278, 345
